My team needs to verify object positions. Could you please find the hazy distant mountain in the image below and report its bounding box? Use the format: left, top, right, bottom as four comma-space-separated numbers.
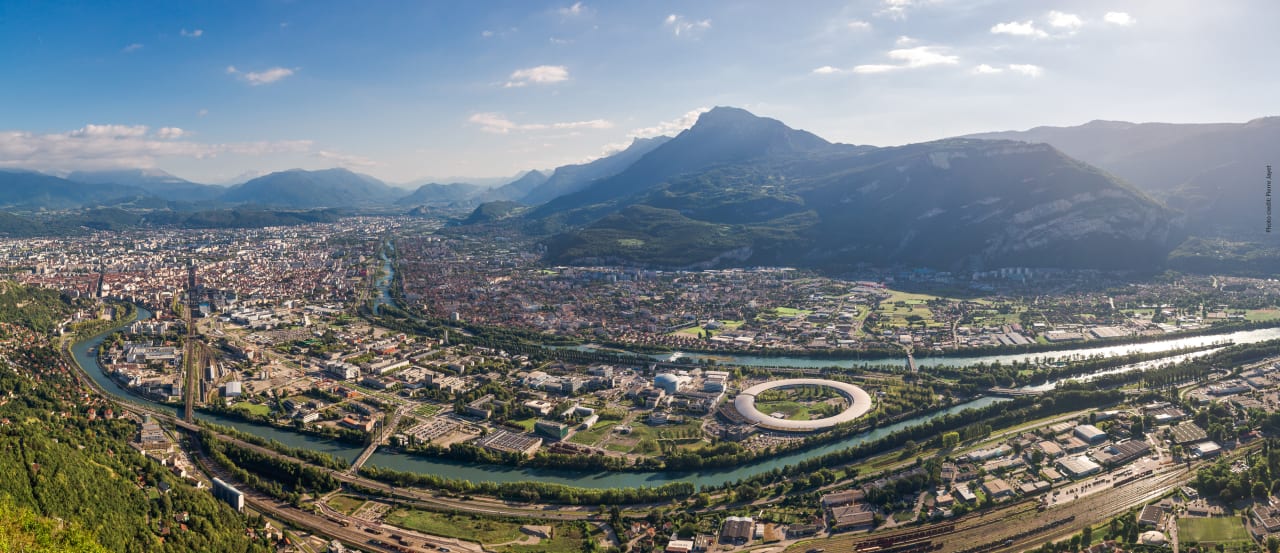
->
0, 170, 147, 210
400, 173, 519, 190
476, 170, 548, 202
220, 168, 399, 208
537, 107, 1180, 271
521, 137, 671, 205
66, 168, 223, 201
397, 182, 486, 206
966, 117, 1280, 236
217, 170, 272, 186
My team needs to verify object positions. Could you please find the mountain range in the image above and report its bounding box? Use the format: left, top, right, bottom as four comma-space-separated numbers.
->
967, 117, 1280, 238
1, 107, 1276, 272
535, 107, 1178, 271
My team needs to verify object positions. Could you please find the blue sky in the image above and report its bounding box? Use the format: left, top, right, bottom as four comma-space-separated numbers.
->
0, 0, 1276, 184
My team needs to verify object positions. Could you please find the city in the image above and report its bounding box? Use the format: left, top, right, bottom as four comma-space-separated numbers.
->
2, 2, 1280, 553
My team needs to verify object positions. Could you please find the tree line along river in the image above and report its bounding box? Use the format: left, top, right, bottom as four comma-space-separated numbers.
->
70, 302, 1280, 489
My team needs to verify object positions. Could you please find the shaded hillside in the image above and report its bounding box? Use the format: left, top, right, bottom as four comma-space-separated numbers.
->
477, 170, 548, 202
521, 137, 670, 205
397, 182, 485, 206
65, 169, 224, 202
531, 107, 862, 220
541, 108, 1180, 271
0, 170, 145, 210
221, 168, 399, 208
461, 200, 526, 225
967, 117, 1280, 236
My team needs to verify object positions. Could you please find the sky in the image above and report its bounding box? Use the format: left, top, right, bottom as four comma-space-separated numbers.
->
0, 0, 1277, 185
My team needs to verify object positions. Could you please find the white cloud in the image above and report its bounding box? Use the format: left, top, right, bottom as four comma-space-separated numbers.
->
812, 66, 844, 75
991, 20, 1047, 38
481, 30, 494, 38
156, 127, 186, 139
70, 125, 150, 138
468, 113, 613, 134
594, 107, 710, 157
876, 0, 915, 19
1104, 12, 1135, 26
847, 20, 872, 31
180, 28, 203, 38
853, 64, 898, 74
197, 109, 209, 117
226, 65, 297, 86
664, 14, 711, 37
895, 35, 917, 46
558, 2, 587, 17
0, 124, 313, 171
851, 45, 958, 74
1047, 11, 1082, 30
315, 150, 376, 168
626, 107, 709, 139
122, 43, 143, 53
504, 65, 569, 88
885, 46, 958, 67
550, 37, 573, 45
1008, 64, 1044, 77
972, 64, 1003, 74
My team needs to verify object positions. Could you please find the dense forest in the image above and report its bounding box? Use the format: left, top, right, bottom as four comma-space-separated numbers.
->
0, 283, 272, 551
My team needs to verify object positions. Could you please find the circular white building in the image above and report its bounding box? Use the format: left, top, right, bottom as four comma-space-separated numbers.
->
733, 378, 872, 432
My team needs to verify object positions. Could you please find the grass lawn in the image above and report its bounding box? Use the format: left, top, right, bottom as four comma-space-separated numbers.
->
1177, 517, 1251, 544
326, 494, 365, 515
385, 509, 601, 552
671, 320, 746, 337
568, 423, 615, 446
494, 523, 602, 553
1245, 309, 1280, 322
230, 402, 271, 416
385, 509, 524, 544
506, 417, 537, 432
413, 404, 442, 417
882, 289, 943, 305
772, 307, 812, 317
754, 400, 811, 420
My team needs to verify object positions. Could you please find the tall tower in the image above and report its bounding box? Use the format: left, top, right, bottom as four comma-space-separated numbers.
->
187, 259, 199, 307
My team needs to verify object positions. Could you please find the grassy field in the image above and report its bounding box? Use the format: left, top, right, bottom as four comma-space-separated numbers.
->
1245, 309, 1280, 322
771, 307, 812, 317
413, 403, 442, 417
326, 495, 365, 515
1177, 517, 1251, 544
593, 419, 704, 454
506, 417, 537, 432
230, 402, 271, 416
567, 413, 627, 446
385, 509, 600, 551
494, 523, 602, 553
386, 510, 523, 544
754, 400, 814, 420
672, 319, 745, 337
874, 290, 944, 329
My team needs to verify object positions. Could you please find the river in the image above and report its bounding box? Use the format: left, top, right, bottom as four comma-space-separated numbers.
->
70, 307, 365, 463
654, 330, 1279, 369
70, 303, 1009, 488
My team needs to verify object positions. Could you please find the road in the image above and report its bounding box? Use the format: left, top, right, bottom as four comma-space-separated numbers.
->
60, 332, 602, 524
782, 460, 1199, 553
350, 404, 410, 475
194, 446, 483, 553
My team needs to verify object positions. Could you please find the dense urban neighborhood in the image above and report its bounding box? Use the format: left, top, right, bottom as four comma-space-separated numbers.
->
0, 215, 1274, 552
